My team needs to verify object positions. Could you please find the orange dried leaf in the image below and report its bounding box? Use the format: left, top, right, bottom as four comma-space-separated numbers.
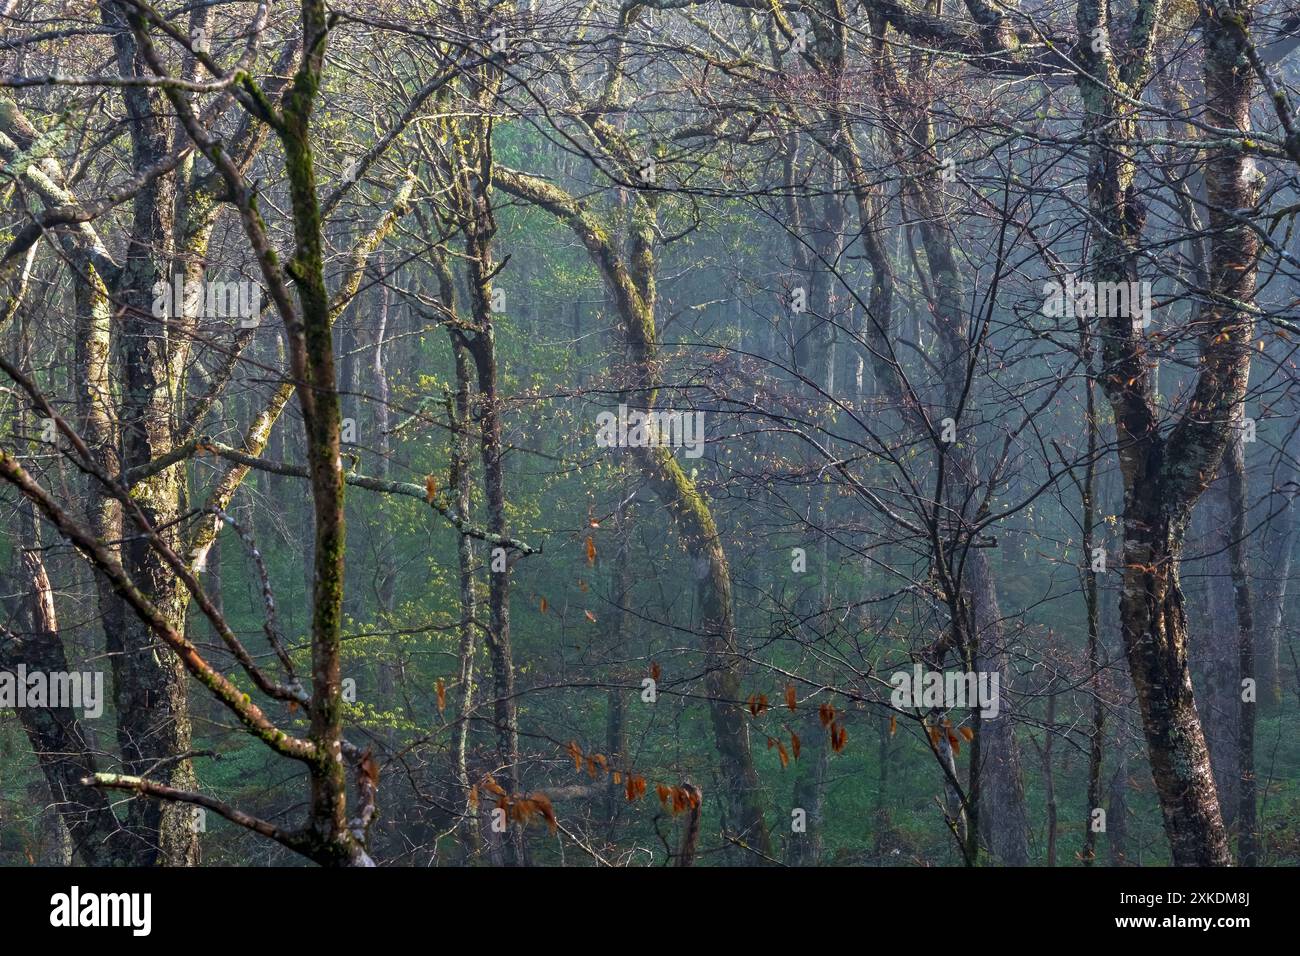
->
818, 702, 836, 728
584, 609, 597, 623
651, 661, 662, 683
566, 740, 583, 773
830, 722, 848, 753
424, 474, 438, 503
785, 684, 797, 711
532, 792, 558, 833
539, 596, 548, 614
435, 677, 446, 715
959, 726, 974, 743
889, 714, 898, 737
513, 798, 536, 825
672, 787, 689, 814
359, 748, 379, 788
790, 731, 801, 760
585, 535, 597, 565
776, 740, 790, 768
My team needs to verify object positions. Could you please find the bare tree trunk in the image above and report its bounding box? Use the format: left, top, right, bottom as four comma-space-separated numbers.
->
441, 266, 481, 864
1221, 419, 1258, 863
874, 712, 893, 861
1076, 0, 1255, 865
1, 498, 129, 864
372, 258, 397, 614
1040, 693, 1058, 867
1200, 481, 1241, 828
786, 713, 830, 866
1108, 748, 1131, 866
0, 93, 134, 866
452, 125, 525, 864
1257, 423, 1298, 708
104, 0, 198, 863
1081, 355, 1105, 866
605, 501, 633, 834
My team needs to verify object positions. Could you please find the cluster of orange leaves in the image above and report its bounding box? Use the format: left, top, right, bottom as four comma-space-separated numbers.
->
468, 774, 558, 834
749, 685, 848, 758
567, 739, 651, 804
766, 734, 798, 768
926, 718, 974, 755
655, 783, 701, 815
817, 701, 848, 753
751, 686, 977, 758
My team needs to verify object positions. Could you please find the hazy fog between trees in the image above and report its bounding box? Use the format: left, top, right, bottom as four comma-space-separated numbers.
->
1, 0, 1299, 868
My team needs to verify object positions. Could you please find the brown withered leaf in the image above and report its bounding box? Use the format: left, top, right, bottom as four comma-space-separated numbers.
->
531, 792, 558, 833
359, 747, 379, 788
671, 787, 689, 814
819, 702, 836, 728
830, 722, 848, 753
566, 740, 583, 773
625, 774, 647, 802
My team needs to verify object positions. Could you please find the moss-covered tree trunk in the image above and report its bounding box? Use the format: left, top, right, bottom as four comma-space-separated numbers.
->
495, 167, 773, 861
1075, 0, 1256, 866
101, 1, 198, 865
